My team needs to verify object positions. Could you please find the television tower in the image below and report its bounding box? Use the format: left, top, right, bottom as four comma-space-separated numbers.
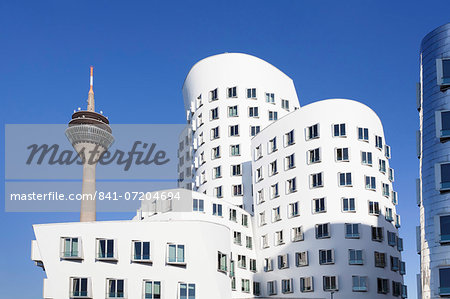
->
65, 67, 114, 222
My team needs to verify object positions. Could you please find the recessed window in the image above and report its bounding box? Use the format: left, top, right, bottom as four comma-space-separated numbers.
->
377, 278, 389, 294
371, 226, 384, 242
213, 203, 222, 216
106, 279, 125, 299
374, 251, 386, 268
210, 107, 219, 120
300, 276, 313, 292
393, 281, 402, 296
342, 198, 356, 212
349, 249, 363, 265
250, 126, 260, 136
269, 137, 277, 152
285, 130, 295, 146
382, 183, 390, 197
248, 106, 259, 117
132, 241, 151, 262
193, 199, 204, 212
310, 172, 323, 188
214, 186, 223, 198
228, 105, 238, 117
388, 231, 397, 247
143, 280, 161, 299
269, 111, 278, 121
307, 124, 319, 140
210, 88, 218, 101
272, 206, 281, 222
333, 123, 346, 137
230, 144, 240, 156
385, 207, 393, 221
365, 176, 376, 190
339, 172, 352, 186
246, 236, 252, 249
269, 160, 278, 175
212, 146, 220, 159
281, 278, 293, 294
264, 257, 273, 271
255, 145, 263, 160
296, 251, 308, 267
358, 127, 369, 141
229, 209, 237, 222
291, 226, 304, 242
289, 201, 299, 218
375, 135, 383, 149
369, 201, 380, 215
345, 223, 360, 239
238, 254, 246, 268
385, 145, 391, 159
231, 164, 241, 176
282, 99, 290, 110
316, 223, 330, 239
253, 282, 260, 296
391, 256, 399, 271
265, 93, 275, 103
313, 197, 326, 213
231, 277, 236, 290
389, 168, 395, 181
179, 283, 195, 299
336, 148, 349, 162
286, 177, 297, 194
227, 86, 237, 98
70, 277, 90, 298
271, 183, 279, 198
242, 214, 248, 227
241, 279, 250, 293
167, 244, 185, 264
285, 153, 295, 169
97, 239, 116, 260
267, 281, 277, 295
259, 212, 266, 227
229, 125, 239, 136
436, 58, 450, 89
361, 151, 373, 166
247, 88, 257, 99
352, 276, 367, 292
379, 159, 387, 173
61, 237, 82, 259
308, 148, 321, 164
256, 189, 264, 204
440, 215, 450, 243
439, 268, 450, 295
437, 162, 450, 191
211, 127, 219, 139
233, 231, 242, 245
436, 110, 450, 139
323, 276, 338, 291
275, 230, 284, 246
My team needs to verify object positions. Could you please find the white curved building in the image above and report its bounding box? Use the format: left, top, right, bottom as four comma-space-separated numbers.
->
178, 53, 300, 210
31, 54, 407, 299
251, 99, 405, 297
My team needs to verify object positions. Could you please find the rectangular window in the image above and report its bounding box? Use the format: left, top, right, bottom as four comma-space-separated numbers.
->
233, 231, 242, 245
217, 252, 227, 272
259, 212, 266, 227
393, 281, 401, 296
382, 183, 390, 197
319, 249, 334, 264
227, 86, 237, 98
391, 256, 399, 271
264, 257, 273, 271
400, 261, 406, 275
143, 280, 161, 299
316, 223, 330, 239
313, 197, 326, 213
440, 215, 450, 243
231, 277, 236, 290
231, 164, 241, 176
267, 281, 277, 295
246, 236, 252, 249
167, 244, 185, 264
333, 123, 346, 137
369, 201, 380, 215
211, 127, 219, 139
308, 148, 321, 164
385, 207, 393, 221
281, 279, 293, 293
248, 106, 259, 117
212, 146, 220, 159
228, 105, 238, 117
349, 249, 363, 265
388, 231, 397, 247
310, 172, 323, 188
272, 206, 281, 222
291, 226, 304, 242
132, 241, 150, 261
271, 183, 279, 198
242, 214, 248, 227
365, 176, 376, 190
269, 137, 277, 152
250, 125, 260, 136
336, 148, 349, 161
389, 168, 395, 181
229, 209, 237, 222
377, 278, 389, 294
379, 159, 386, 173
439, 163, 450, 191
385, 145, 391, 159
397, 237, 404, 251
229, 125, 239, 136
247, 88, 256, 99
210, 88, 218, 101
289, 201, 299, 217
269, 160, 278, 175
212, 166, 221, 179
375, 251, 386, 268
257, 189, 264, 204
70, 277, 90, 298
278, 254, 289, 269
287, 177, 297, 194
372, 226, 384, 242
285, 130, 295, 145
300, 277, 313, 292
268, 111, 278, 121
61, 237, 81, 259
358, 127, 369, 141
275, 230, 284, 245
107, 279, 125, 298
375, 135, 383, 149
339, 172, 352, 186
361, 151, 373, 166
97, 239, 115, 260
282, 99, 290, 110
214, 186, 223, 198
307, 124, 319, 140
437, 110, 450, 139
345, 223, 360, 238
230, 144, 240, 156
323, 276, 338, 291
342, 198, 356, 212
440, 268, 450, 295
213, 203, 222, 216
253, 282, 260, 296
352, 276, 367, 292
210, 107, 219, 120
179, 283, 195, 299
261, 234, 269, 249
241, 279, 250, 293
285, 153, 295, 169
265, 93, 275, 103
193, 199, 204, 212
238, 255, 246, 269
296, 251, 308, 267
437, 58, 450, 87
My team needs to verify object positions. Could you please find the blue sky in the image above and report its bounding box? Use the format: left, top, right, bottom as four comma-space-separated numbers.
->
0, 0, 448, 297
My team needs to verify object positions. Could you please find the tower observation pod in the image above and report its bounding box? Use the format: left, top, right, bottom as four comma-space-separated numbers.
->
65, 66, 114, 222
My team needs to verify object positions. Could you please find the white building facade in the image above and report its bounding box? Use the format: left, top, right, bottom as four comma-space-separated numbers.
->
32, 53, 407, 299
417, 23, 450, 299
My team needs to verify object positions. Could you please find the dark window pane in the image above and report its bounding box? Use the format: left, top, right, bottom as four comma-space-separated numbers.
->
441, 216, 450, 236
440, 268, 450, 288
442, 112, 450, 131
442, 164, 450, 183
443, 60, 450, 78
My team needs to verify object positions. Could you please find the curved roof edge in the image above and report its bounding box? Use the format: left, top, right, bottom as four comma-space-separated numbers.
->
421, 23, 450, 50
182, 52, 294, 89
